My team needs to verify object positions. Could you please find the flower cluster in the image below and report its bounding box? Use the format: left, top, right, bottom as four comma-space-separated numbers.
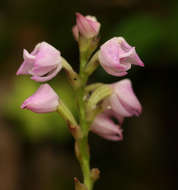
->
17, 13, 144, 141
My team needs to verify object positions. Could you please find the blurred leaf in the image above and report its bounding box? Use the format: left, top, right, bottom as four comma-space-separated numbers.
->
3, 74, 77, 142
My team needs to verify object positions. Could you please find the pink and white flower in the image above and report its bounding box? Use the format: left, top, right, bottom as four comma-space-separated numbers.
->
21, 84, 59, 113
72, 12, 101, 40
16, 42, 62, 82
91, 112, 123, 141
98, 37, 144, 76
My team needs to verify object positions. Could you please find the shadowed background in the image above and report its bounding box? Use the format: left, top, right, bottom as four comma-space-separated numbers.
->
0, 0, 177, 190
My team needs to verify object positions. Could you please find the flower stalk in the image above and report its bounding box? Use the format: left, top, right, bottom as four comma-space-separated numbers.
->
75, 47, 93, 190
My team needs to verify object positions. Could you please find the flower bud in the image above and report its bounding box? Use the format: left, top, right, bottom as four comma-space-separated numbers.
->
108, 79, 142, 117
21, 84, 59, 113
16, 42, 62, 82
91, 112, 123, 141
98, 37, 144, 76
73, 12, 100, 40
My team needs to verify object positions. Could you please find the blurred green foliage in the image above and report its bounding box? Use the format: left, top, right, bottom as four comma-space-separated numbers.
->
3, 73, 77, 142
112, 14, 164, 57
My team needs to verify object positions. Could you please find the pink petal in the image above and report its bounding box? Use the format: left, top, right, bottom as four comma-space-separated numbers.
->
113, 79, 142, 116
21, 84, 59, 113
110, 93, 132, 117
31, 64, 62, 82
72, 25, 79, 41
29, 65, 57, 76
16, 49, 35, 75
118, 37, 144, 67
101, 64, 128, 77
34, 42, 61, 68
91, 113, 123, 141
99, 38, 120, 67
76, 12, 100, 38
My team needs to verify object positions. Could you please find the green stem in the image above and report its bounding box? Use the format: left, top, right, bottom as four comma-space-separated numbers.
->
76, 50, 92, 190
84, 51, 99, 76
61, 57, 80, 89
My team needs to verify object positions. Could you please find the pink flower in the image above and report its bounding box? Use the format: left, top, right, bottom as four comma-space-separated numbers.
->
21, 84, 59, 113
106, 79, 142, 117
72, 12, 101, 40
98, 37, 144, 76
91, 112, 123, 141
16, 42, 62, 82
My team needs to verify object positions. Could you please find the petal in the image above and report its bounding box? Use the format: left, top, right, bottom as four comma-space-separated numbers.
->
72, 25, 79, 41
99, 38, 120, 67
16, 49, 35, 75
110, 93, 132, 117
118, 37, 144, 67
102, 102, 125, 125
118, 37, 132, 54
31, 64, 62, 82
31, 42, 41, 55
21, 84, 59, 113
76, 12, 100, 38
120, 47, 144, 67
34, 42, 61, 68
23, 49, 35, 61
91, 113, 123, 141
101, 64, 128, 76
30, 64, 57, 76
86, 16, 100, 35
114, 79, 142, 116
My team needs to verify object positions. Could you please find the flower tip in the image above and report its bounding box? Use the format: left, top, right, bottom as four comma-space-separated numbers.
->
76, 12, 85, 23
136, 106, 142, 116
72, 25, 79, 41
139, 61, 144, 67
75, 12, 82, 17
23, 49, 27, 54
16, 70, 21, 75
20, 103, 26, 109
23, 49, 28, 57
16, 66, 25, 75
23, 49, 35, 61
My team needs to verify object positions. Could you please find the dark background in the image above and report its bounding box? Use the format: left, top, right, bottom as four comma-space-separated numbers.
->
0, 0, 178, 190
